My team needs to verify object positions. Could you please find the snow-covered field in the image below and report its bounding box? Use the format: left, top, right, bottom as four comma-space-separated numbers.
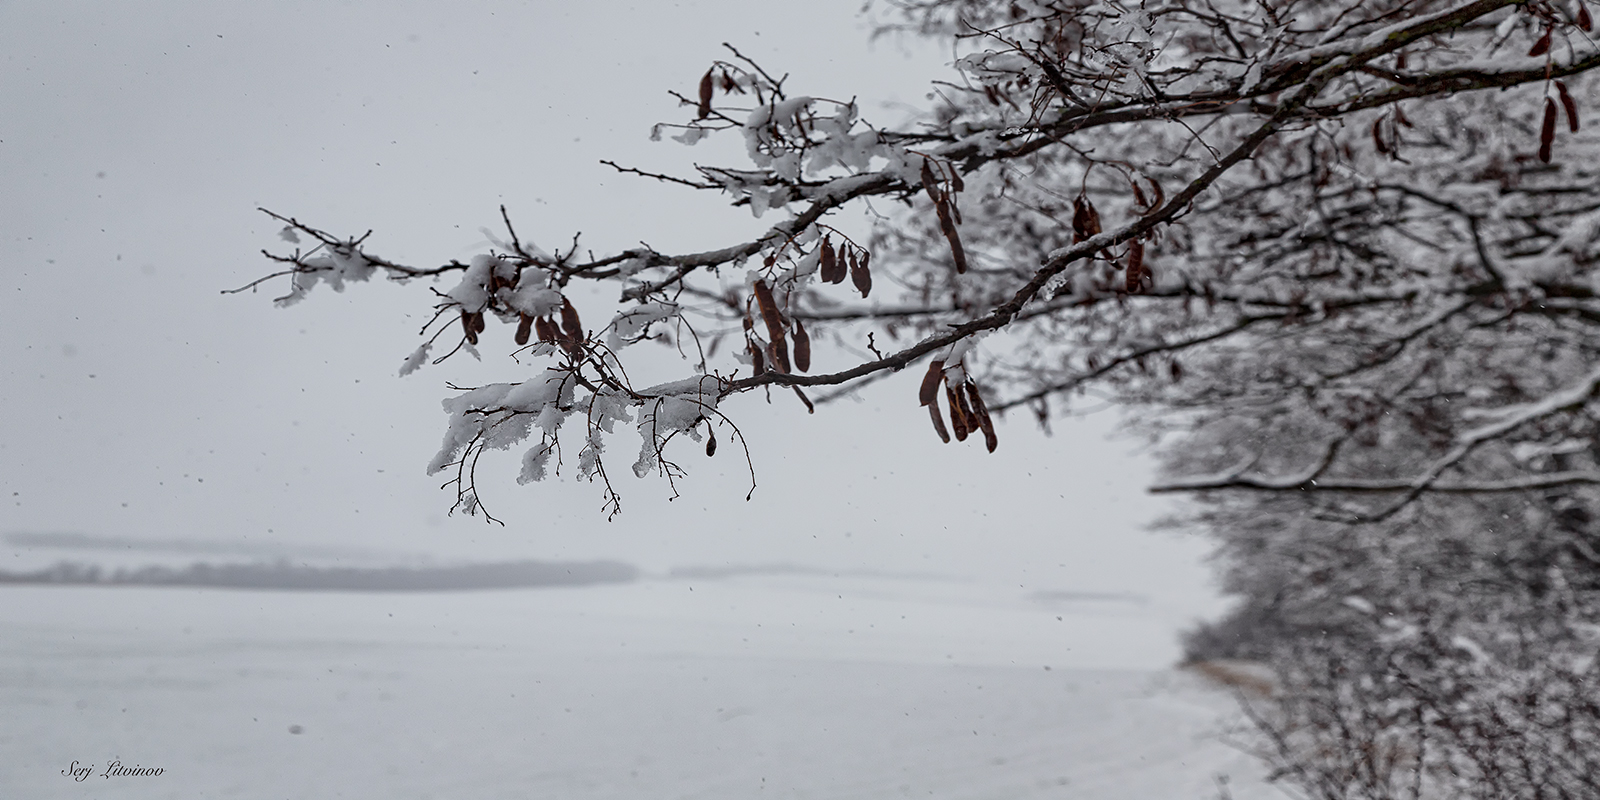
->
1, 572, 1277, 799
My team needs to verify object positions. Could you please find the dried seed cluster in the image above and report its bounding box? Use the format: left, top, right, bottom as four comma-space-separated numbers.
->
918, 359, 998, 453
510, 297, 586, 355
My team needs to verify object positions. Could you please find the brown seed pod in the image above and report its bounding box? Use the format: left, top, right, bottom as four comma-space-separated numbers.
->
819, 238, 838, 283
1558, 80, 1580, 132
1072, 195, 1101, 242
747, 340, 766, 375
920, 158, 942, 204
964, 382, 997, 454
534, 316, 555, 344
1582, 4, 1594, 33
792, 318, 811, 372
461, 310, 479, 345
706, 429, 717, 457
751, 279, 790, 371
1541, 97, 1558, 163
1529, 27, 1552, 57
1131, 178, 1148, 209
515, 313, 534, 346
919, 360, 945, 407
791, 386, 814, 414
928, 402, 951, 444
470, 311, 486, 334
934, 199, 968, 274
849, 248, 871, 297
560, 298, 583, 342
1371, 118, 1390, 155
697, 69, 715, 120
1125, 239, 1146, 294
946, 383, 970, 442
950, 169, 964, 194
1169, 359, 1184, 382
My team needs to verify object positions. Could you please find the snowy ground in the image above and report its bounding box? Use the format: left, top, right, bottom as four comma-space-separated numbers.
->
1, 572, 1279, 799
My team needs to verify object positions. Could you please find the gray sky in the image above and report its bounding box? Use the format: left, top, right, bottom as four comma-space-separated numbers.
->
0, 0, 1225, 619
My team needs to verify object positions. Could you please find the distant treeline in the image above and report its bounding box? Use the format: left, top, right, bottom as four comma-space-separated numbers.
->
0, 559, 639, 591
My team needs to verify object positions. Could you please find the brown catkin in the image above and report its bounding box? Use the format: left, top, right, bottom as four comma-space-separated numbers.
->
515, 314, 533, 345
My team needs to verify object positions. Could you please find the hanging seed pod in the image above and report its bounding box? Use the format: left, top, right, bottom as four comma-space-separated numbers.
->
818, 237, 835, 282
934, 199, 968, 274
964, 382, 997, 454
471, 311, 486, 334
1582, 3, 1594, 33
1557, 80, 1580, 132
706, 428, 717, 457
792, 318, 811, 372
560, 298, 583, 341
534, 316, 555, 344
946, 383, 970, 442
928, 402, 951, 443
850, 248, 872, 297
791, 386, 814, 414
461, 310, 479, 345
1529, 26, 1552, 57
919, 360, 945, 407
1169, 359, 1184, 382
747, 340, 766, 375
1371, 118, 1390, 155
697, 69, 715, 120
1125, 239, 1146, 294
920, 158, 941, 204
1131, 178, 1149, 209
751, 279, 791, 372
1072, 195, 1101, 242
950, 168, 964, 194
515, 313, 534, 345
1541, 97, 1559, 163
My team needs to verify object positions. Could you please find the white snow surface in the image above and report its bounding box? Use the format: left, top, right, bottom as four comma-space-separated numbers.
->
1, 574, 1276, 799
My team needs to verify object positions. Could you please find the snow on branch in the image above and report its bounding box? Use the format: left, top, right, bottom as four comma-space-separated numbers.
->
238, 0, 1600, 515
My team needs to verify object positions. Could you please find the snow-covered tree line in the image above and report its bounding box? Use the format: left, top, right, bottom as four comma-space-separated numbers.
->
243, 1, 1600, 795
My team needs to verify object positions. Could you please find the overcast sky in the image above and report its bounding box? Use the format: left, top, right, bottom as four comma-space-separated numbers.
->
0, 0, 1227, 621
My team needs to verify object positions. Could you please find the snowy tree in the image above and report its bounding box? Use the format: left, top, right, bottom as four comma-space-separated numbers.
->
241, 0, 1600, 794
243, 0, 1600, 524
